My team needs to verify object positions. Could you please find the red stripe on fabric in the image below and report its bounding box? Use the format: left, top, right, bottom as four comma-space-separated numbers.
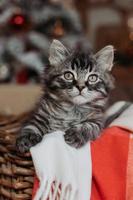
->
32, 176, 39, 199
91, 126, 130, 200
126, 135, 133, 200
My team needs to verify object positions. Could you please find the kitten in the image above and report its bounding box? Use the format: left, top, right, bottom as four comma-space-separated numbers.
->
16, 40, 114, 153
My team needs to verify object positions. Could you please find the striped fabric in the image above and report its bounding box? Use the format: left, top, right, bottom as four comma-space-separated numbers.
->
32, 127, 133, 200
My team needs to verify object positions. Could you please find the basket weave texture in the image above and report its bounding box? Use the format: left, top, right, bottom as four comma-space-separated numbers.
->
0, 114, 34, 200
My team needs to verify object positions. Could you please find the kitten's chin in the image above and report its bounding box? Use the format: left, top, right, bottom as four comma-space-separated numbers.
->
72, 95, 88, 105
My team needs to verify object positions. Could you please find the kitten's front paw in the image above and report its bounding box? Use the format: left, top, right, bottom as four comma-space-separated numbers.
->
64, 128, 85, 148
16, 132, 42, 154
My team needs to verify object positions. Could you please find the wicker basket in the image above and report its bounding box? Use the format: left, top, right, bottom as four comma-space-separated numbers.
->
0, 114, 34, 200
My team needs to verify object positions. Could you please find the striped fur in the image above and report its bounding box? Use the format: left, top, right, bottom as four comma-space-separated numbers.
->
16, 40, 114, 153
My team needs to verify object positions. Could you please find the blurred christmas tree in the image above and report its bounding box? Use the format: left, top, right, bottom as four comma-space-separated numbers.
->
0, 0, 87, 83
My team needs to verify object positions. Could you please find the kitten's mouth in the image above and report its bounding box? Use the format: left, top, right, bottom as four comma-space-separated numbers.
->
72, 95, 87, 105
74, 94, 84, 97
72, 94, 86, 99
72, 92, 106, 105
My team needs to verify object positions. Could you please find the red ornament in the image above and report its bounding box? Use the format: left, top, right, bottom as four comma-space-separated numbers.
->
16, 69, 28, 84
9, 13, 28, 30
13, 15, 25, 25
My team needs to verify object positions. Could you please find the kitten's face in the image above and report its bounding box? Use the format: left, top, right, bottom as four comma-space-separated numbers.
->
45, 40, 114, 105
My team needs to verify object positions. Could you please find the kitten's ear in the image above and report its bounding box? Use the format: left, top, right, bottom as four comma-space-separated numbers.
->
49, 40, 70, 66
95, 45, 114, 71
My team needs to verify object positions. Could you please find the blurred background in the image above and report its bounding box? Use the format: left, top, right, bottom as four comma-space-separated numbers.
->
0, 0, 132, 115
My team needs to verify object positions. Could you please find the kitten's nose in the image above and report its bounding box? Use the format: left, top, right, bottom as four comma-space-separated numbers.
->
76, 85, 85, 92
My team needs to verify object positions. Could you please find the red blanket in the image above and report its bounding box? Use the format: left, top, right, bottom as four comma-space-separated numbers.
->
91, 126, 131, 200
32, 126, 133, 200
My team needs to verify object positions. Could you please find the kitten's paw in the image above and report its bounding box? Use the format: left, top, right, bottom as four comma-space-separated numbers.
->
64, 128, 85, 148
16, 132, 42, 154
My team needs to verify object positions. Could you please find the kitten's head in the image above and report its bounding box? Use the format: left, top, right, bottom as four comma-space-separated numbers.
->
44, 40, 114, 105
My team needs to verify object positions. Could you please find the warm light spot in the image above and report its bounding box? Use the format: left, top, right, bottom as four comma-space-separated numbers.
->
127, 17, 133, 28
53, 20, 64, 37
129, 32, 133, 41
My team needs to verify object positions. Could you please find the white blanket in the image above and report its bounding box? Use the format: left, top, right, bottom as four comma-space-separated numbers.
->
30, 131, 91, 200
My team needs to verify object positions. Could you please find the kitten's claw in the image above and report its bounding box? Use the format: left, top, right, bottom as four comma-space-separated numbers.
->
16, 132, 42, 154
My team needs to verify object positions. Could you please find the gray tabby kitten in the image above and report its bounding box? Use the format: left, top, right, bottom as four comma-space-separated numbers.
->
16, 40, 114, 153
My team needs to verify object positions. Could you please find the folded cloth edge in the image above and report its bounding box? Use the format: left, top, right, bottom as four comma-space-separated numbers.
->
30, 131, 91, 200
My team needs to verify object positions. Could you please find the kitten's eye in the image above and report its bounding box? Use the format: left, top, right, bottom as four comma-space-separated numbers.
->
88, 74, 98, 83
64, 72, 74, 80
